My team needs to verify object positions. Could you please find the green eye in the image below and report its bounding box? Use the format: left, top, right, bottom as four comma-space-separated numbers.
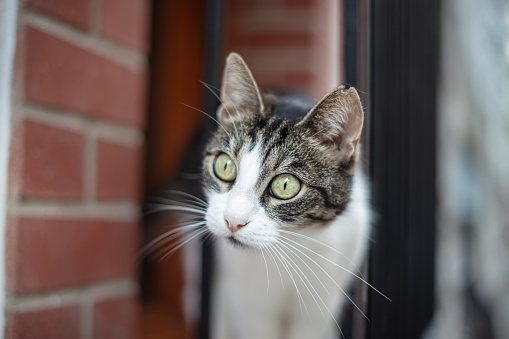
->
214, 153, 237, 182
270, 174, 301, 200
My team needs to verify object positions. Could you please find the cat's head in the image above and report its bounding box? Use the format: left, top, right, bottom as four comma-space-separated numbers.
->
203, 53, 364, 249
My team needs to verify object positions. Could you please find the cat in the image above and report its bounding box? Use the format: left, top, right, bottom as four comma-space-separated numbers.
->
200, 52, 372, 339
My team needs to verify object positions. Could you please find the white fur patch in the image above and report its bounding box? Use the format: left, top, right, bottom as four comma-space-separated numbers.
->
205, 142, 279, 248
211, 169, 372, 339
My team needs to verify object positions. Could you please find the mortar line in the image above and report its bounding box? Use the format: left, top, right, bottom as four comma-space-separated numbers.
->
23, 104, 145, 147
89, 0, 102, 36
21, 9, 146, 71
80, 295, 93, 339
5, 278, 138, 311
7, 200, 141, 221
84, 127, 96, 203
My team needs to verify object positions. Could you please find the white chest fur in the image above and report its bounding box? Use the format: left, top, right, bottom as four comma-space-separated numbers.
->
210, 166, 371, 339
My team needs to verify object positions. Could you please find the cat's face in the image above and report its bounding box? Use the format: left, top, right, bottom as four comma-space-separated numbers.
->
202, 53, 364, 249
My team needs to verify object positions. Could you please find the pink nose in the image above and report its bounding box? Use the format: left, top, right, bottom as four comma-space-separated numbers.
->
225, 216, 249, 233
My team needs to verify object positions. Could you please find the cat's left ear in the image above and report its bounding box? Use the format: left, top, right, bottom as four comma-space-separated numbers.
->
216, 52, 264, 128
298, 85, 364, 164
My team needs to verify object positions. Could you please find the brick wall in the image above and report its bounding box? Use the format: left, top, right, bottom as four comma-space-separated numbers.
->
5, 0, 150, 338
227, 0, 343, 99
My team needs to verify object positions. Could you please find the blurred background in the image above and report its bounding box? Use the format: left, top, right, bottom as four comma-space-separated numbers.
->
0, 0, 507, 338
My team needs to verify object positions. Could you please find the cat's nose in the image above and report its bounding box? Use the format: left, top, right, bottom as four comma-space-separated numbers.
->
224, 216, 249, 233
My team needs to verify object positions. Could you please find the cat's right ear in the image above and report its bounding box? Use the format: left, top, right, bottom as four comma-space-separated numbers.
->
216, 53, 264, 127
297, 85, 364, 166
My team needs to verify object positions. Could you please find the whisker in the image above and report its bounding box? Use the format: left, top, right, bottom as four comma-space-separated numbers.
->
279, 229, 364, 277
270, 244, 308, 318
152, 196, 208, 210
178, 199, 208, 209
181, 102, 233, 139
200, 80, 245, 139
200, 80, 241, 142
277, 239, 332, 299
274, 242, 330, 325
202, 229, 216, 244
260, 247, 270, 298
140, 222, 206, 258
163, 190, 208, 207
278, 237, 369, 321
146, 200, 207, 212
150, 227, 200, 260
275, 243, 325, 308
159, 228, 209, 261
275, 243, 345, 339
265, 245, 285, 291
143, 205, 207, 216
173, 215, 206, 224
281, 236, 391, 301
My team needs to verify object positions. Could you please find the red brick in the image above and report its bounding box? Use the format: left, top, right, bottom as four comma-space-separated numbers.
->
24, 26, 147, 127
256, 72, 319, 92
282, 72, 319, 87
93, 295, 140, 339
96, 140, 143, 201
240, 33, 315, 47
101, 0, 150, 53
21, 120, 84, 200
12, 217, 139, 294
24, 0, 91, 30
233, 0, 282, 8
8, 121, 25, 198
284, 0, 320, 7
5, 304, 80, 339
5, 215, 19, 298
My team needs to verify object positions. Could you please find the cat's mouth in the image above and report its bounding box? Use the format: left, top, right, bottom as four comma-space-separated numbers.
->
227, 236, 249, 249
